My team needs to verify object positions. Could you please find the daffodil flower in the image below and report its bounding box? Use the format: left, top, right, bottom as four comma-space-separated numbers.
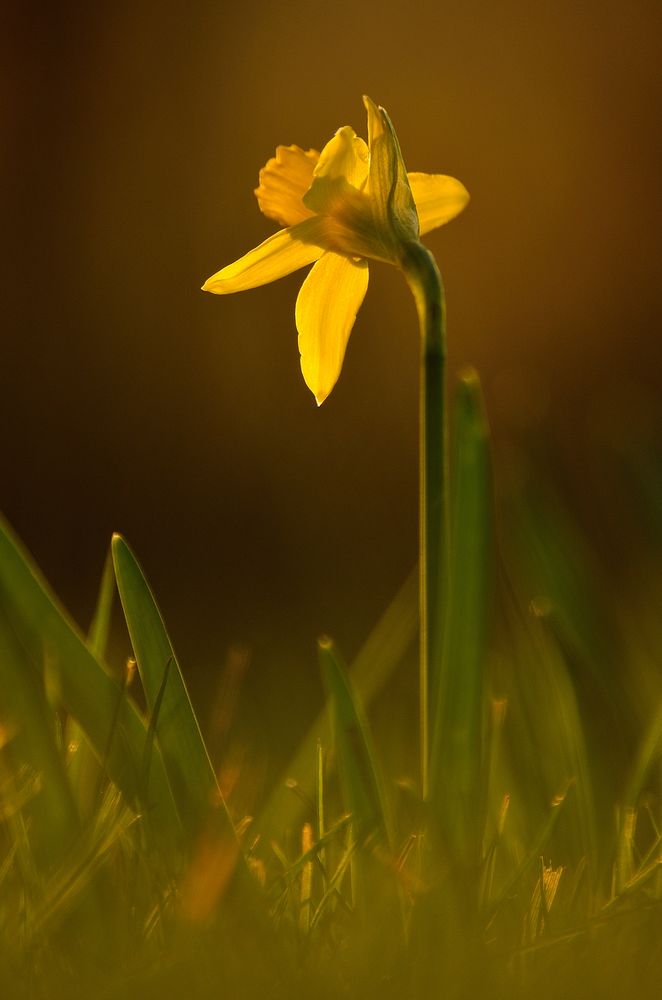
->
203, 96, 469, 405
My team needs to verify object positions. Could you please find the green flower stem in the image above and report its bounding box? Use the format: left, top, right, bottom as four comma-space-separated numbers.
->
402, 240, 448, 800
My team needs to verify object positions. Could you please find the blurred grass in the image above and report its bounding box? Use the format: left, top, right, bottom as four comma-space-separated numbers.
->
1, 370, 661, 999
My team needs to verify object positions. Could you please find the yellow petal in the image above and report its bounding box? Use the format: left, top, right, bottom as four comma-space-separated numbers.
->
255, 145, 319, 227
295, 252, 369, 405
408, 173, 470, 235
202, 217, 328, 294
303, 126, 369, 216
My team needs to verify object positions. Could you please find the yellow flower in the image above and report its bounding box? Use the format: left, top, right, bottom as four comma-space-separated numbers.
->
202, 96, 469, 405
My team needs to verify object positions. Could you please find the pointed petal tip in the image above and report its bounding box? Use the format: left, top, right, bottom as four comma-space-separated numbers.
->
309, 382, 329, 406
362, 94, 382, 128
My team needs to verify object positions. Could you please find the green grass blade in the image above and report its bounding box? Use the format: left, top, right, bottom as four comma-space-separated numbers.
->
487, 785, 569, 920
112, 534, 236, 845
318, 636, 393, 849
622, 694, 662, 810
66, 545, 116, 817
535, 605, 598, 866
0, 515, 180, 846
429, 368, 492, 868
499, 600, 598, 885
88, 546, 116, 660
0, 608, 80, 867
317, 740, 327, 893
272, 814, 352, 888
310, 837, 357, 931
318, 636, 406, 950
258, 568, 417, 836
504, 480, 632, 747
615, 693, 662, 895
24, 799, 136, 942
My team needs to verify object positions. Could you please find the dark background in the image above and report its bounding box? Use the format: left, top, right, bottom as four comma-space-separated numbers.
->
3, 1, 660, 751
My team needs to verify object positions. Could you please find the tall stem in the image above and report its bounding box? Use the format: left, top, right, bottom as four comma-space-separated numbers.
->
402, 241, 447, 801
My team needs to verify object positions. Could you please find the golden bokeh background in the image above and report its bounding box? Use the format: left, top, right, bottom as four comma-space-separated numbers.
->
3, 1, 660, 741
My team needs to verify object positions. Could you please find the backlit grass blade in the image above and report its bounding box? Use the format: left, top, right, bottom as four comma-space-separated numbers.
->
487, 785, 569, 920
622, 693, 662, 810
535, 605, 598, 864
317, 740, 327, 893
112, 534, 236, 844
0, 515, 180, 845
504, 482, 631, 745
318, 636, 404, 945
499, 600, 598, 883
24, 796, 136, 943
0, 607, 80, 867
318, 637, 393, 849
258, 568, 417, 836
66, 545, 116, 817
88, 545, 116, 659
615, 693, 662, 895
310, 835, 357, 931
429, 368, 492, 868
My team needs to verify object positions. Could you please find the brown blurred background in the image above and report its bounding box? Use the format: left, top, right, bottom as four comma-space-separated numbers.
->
2, 1, 660, 756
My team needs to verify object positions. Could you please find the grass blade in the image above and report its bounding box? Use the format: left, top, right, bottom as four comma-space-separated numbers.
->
622, 694, 662, 811
318, 636, 406, 951
429, 368, 492, 868
258, 568, 417, 836
495, 597, 598, 894
318, 636, 393, 850
88, 545, 116, 659
487, 785, 569, 920
112, 535, 237, 845
0, 515, 180, 847
0, 608, 80, 867
66, 545, 116, 817
504, 479, 633, 753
